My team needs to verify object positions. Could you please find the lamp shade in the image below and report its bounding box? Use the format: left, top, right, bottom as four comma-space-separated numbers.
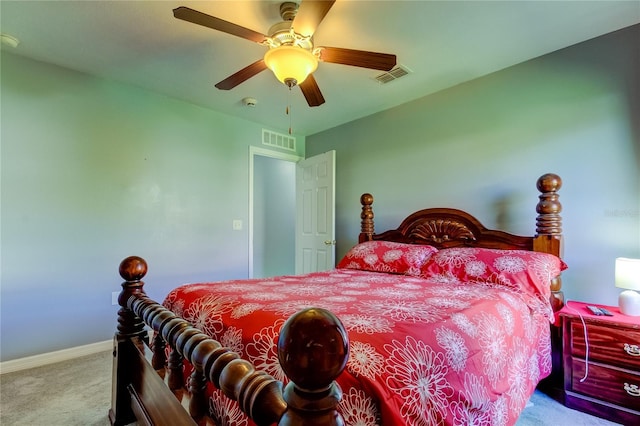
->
616, 257, 640, 316
615, 258, 640, 290
264, 45, 318, 86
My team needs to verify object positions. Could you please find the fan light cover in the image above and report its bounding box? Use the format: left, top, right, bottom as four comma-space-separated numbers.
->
264, 45, 318, 86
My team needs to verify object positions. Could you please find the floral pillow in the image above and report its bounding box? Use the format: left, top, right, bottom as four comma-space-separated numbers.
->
337, 241, 438, 276
420, 247, 567, 298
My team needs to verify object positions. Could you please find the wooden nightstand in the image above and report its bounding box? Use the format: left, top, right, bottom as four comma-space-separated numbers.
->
561, 302, 640, 424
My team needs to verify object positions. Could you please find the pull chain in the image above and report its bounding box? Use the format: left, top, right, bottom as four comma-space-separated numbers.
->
283, 79, 296, 135
287, 85, 292, 135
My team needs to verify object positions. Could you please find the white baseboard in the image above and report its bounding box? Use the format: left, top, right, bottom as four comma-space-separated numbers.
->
0, 339, 113, 374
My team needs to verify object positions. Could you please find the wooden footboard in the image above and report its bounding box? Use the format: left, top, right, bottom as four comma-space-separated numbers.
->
109, 256, 349, 426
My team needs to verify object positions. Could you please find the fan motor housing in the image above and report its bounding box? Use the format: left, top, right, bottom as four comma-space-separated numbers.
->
267, 21, 313, 50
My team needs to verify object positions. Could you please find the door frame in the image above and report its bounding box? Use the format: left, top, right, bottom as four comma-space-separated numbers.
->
248, 146, 302, 278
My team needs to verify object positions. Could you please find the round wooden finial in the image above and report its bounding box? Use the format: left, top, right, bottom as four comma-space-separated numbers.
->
536, 173, 562, 193
360, 193, 373, 206
277, 308, 349, 390
119, 256, 148, 281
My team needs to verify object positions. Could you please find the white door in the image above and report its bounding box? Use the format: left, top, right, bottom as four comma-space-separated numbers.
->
295, 151, 336, 274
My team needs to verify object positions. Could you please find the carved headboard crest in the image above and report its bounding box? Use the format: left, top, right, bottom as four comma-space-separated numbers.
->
359, 202, 533, 250
408, 219, 476, 244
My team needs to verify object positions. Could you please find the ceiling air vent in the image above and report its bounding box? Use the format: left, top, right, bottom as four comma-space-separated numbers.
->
374, 65, 411, 84
262, 129, 296, 152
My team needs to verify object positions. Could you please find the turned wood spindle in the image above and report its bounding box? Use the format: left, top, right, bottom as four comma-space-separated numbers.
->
534, 173, 564, 309
536, 173, 563, 236
152, 333, 167, 373
359, 193, 375, 243
167, 348, 185, 392
188, 368, 208, 421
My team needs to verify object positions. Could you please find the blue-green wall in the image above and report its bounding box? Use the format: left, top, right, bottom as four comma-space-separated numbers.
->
0, 52, 304, 361
307, 25, 640, 307
2, 25, 638, 361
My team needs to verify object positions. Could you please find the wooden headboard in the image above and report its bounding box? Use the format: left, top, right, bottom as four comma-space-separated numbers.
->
358, 173, 564, 311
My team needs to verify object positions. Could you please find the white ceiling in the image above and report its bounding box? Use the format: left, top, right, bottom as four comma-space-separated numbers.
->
1, 1, 639, 136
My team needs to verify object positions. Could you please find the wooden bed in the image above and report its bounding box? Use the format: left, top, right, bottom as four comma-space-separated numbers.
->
110, 173, 564, 426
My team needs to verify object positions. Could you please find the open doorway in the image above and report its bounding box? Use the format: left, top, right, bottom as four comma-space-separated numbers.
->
249, 147, 301, 278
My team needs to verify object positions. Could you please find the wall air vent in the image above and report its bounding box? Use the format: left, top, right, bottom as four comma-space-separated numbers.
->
374, 65, 412, 84
262, 129, 296, 152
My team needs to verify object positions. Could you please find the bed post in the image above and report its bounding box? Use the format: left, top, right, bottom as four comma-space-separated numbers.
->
533, 173, 564, 311
109, 256, 150, 426
532, 173, 565, 401
359, 193, 375, 243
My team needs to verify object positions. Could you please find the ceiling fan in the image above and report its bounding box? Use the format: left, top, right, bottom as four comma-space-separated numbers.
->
173, 0, 397, 107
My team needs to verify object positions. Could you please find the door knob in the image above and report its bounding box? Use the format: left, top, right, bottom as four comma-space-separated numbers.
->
324, 240, 336, 245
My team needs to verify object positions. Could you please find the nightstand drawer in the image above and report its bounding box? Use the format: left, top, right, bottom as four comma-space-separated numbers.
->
569, 322, 640, 370
571, 359, 640, 410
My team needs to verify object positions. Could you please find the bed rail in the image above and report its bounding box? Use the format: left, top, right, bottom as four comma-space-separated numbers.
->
110, 256, 349, 426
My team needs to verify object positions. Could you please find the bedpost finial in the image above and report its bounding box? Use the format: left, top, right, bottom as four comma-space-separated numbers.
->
360, 193, 375, 242
535, 173, 563, 236
278, 307, 349, 390
119, 256, 148, 281
536, 173, 562, 193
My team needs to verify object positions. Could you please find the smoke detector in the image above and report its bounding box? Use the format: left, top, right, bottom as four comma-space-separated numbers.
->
242, 97, 258, 107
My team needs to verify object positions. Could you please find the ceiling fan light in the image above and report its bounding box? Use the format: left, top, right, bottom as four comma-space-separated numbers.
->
264, 45, 318, 86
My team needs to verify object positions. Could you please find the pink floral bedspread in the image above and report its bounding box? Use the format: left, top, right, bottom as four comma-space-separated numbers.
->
163, 268, 552, 426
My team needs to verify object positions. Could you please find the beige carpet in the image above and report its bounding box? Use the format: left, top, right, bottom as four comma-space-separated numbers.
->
0, 350, 621, 426
1, 350, 113, 425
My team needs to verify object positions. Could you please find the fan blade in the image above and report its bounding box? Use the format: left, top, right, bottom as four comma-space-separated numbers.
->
215, 60, 268, 90
299, 74, 325, 107
318, 47, 396, 71
173, 6, 267, 44
292, 0, 336, 37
